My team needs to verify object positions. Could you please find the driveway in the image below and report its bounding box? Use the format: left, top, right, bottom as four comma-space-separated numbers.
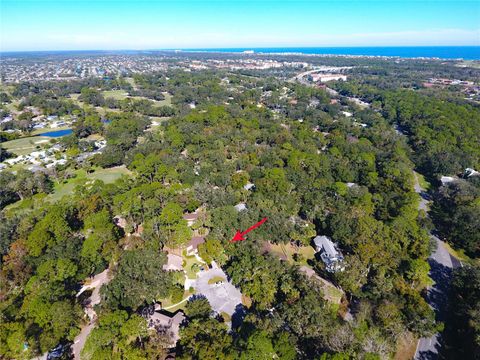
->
193, 267, 242, 316
72, 269, 112, 360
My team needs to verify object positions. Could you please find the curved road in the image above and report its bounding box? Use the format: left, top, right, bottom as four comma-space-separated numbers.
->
72, 269, 111, 360
413, 173, 461, 359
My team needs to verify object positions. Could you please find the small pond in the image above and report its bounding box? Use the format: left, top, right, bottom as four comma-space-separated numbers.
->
38, 129, 73, 138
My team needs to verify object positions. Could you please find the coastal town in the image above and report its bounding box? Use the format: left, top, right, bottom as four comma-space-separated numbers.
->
1, 52, 310, 83
1, 49, 479, 360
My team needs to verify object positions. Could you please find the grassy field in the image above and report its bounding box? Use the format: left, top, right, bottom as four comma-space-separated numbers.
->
48, 166, 131, 202
100, 90, 172, 107
183, 252, 204, 279
267, 242, 316, 265
124, 77, 137, 89
2, 136, 53, 156
102, 90, 130, 100
70, 91, 172, 114
266, 242, 343, 304
455, 60, 480, 69
157, 290, 193, 312
3, 193, 48, 215
158, 92, 172, 107
130, 92, 173, 107
208, 276, 226, 285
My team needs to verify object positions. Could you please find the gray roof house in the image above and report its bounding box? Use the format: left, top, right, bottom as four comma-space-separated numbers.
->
313, 235, 345, 272
163, 253, 183, 272
146, 310, 186, 348
186, 236, 205, 256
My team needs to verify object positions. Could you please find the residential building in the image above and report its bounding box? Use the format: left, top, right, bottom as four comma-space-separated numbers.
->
183, 212, 199, 227
187, 236, 205, 256
145, 310, 185, 348
313, 235, 345, 272
465, 168, 480, 178
243, 182, 255, 191
234, 203, 247, 212
163, 254, 183, 272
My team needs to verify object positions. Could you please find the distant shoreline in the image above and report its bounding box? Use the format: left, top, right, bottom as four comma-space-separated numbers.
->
1, 46, 479, 61
178, 46, 480, 61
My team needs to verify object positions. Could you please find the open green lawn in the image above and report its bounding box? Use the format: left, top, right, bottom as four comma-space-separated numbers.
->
70, 92, 172, 114
157, 92, 172, 107
124, 77, 137, 89
129, 92, 172, 108
157, 290, 192, 312
3, 193, 48, 215
208, 276, 226, 285
2, 136, 53, 156
102, 90, 130, 100
455, 60, 480, 69
183, 253, 204, 280
48, 166, 132, 202
147, 117, 170, 131
266, 242, 342, 304
3, 167, 132, 220
267, 242, 315, 265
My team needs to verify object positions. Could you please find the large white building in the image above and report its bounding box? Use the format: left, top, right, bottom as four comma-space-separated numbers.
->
310, 74, 347, 83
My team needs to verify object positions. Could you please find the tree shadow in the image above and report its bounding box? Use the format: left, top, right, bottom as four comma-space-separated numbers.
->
416, 259, 455, 359
426, 259, 453, 321
231, 303, 247, 329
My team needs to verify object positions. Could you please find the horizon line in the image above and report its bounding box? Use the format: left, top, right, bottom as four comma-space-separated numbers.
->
2, 45, 480, 54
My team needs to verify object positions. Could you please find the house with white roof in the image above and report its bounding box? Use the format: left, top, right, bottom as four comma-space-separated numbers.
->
440, 176, 456, 185
313, 235, 345, 272
234, 203, 247, 212
465, 168, 480, 178
243, 182, 255, 191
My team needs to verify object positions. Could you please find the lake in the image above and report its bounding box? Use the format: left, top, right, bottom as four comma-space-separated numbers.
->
39, 129, 73, 138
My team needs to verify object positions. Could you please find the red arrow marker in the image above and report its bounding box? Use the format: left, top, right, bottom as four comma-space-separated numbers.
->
230, 217, 268, 242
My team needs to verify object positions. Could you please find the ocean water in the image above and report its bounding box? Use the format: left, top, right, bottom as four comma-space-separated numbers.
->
3, 46, 479, 60
182, 47, 480, 60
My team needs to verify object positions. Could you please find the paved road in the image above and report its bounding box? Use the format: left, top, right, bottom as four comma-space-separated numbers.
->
194, 267, 242, 316
72, 269, 111, 360
413, 172, 460, 359
413, 172, 429, 212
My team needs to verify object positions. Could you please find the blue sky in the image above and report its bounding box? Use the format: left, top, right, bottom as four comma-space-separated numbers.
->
1, 1, 479, 51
